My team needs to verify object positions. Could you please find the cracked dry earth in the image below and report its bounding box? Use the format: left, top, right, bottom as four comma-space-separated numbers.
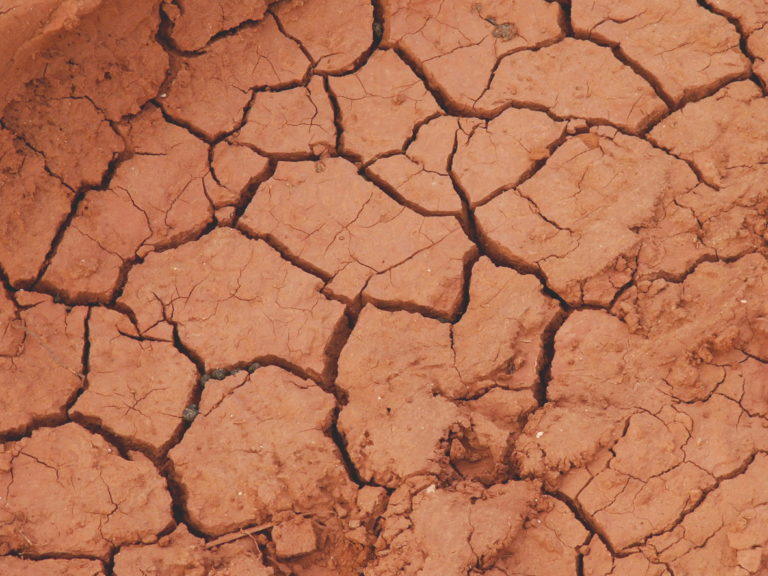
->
1, 0, 768, 574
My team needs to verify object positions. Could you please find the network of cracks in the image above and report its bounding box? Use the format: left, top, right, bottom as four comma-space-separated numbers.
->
1, 0, 768, 574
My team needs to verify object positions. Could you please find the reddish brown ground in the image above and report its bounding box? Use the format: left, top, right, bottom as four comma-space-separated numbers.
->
1, 0, 767, 575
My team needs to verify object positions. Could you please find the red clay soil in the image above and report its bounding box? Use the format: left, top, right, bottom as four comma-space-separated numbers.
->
1, 0, 767, 574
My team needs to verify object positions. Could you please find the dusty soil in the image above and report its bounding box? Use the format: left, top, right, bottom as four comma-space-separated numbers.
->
1, 0, 767, 574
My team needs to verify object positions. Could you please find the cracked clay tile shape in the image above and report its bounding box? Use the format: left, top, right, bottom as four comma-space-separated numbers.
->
475, 38, 668, 133
118, 226, 345, 378
69, 308, 198, 455
235, 76, 336, 157
168, 366, 357, 535
113, 523, 273, 575
163, 13, 310, 139
381, 0, 564, 110
328, 49, 441, 161
0, 423, 172, 558
0, 129, 74, 286
572, 0, 749, 105
40, 106, 214, 303
273, 0, 373, 74
477, 128, 701, 306
0, 556, 104, 576
239, 157, 474, 312
162, 0, 271, 52
0, 289, 86, 438
649, 81, 768, 188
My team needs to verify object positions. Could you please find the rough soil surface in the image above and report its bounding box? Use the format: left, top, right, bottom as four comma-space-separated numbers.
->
1, 0, 767, 574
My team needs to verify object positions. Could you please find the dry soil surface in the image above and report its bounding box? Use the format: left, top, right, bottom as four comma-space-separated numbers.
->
1, 0, 768, 575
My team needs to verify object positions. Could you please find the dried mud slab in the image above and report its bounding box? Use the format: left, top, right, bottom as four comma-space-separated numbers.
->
645, 453, 768, 575
119, 227, 344, 377
338, 259, 558, 486
168, 366, 357, 537
273, 0, 373, 74
69, 308, 198, 454
0, 289, 86, 438
676, 165, 768, 260
366, 116, 470, 215
0, 423, 172, 557
1, 0, 167, 188
370, 480, 586, 575
476, 38, 668, 133
572, 0, 749, 105
707, 0, 768, 86
649, 83, 768, 261
584, 539, 670, 576
163, 13, 309, 139
209, 140, 271, 207
328, 50, 440, 161
113, 524, 272, 575
161, 0, 271, 52
239, 158, 476, 317
0, 129, 74, 286
650, 81, 768, 187
4, 0, 167, 121
2, 95, 123, 190
453, 107, 567, 206
235, 76, 336, 157
477, 127, 706, 306
514, 254, 768, 552
0, 557, 103, 576
381, 0, 564, 110
39, 106, 213, 303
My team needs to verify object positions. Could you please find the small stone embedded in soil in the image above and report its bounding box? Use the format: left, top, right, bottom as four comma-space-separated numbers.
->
381, 0, 564, 109
0, 129, 74, 286
0, 556, 105, 576
69, 308, 198, 454
0, 423, 172, 558
475, 38, 668, 133
366, 115, 469, 215
273, 0, 373, 74
328, 49, 441, 161
239, 157, 475, 314
40, 106, 213, 303
452, 107, 567, 206
113, 524, 273, 576
168, 366, 358, 536
235, 76, 336, 157
571, 0, 749, 104
162, 0, 270, 52
0, 289, 86, 437
118, 227, 345, 378
163, 13, 309, 139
